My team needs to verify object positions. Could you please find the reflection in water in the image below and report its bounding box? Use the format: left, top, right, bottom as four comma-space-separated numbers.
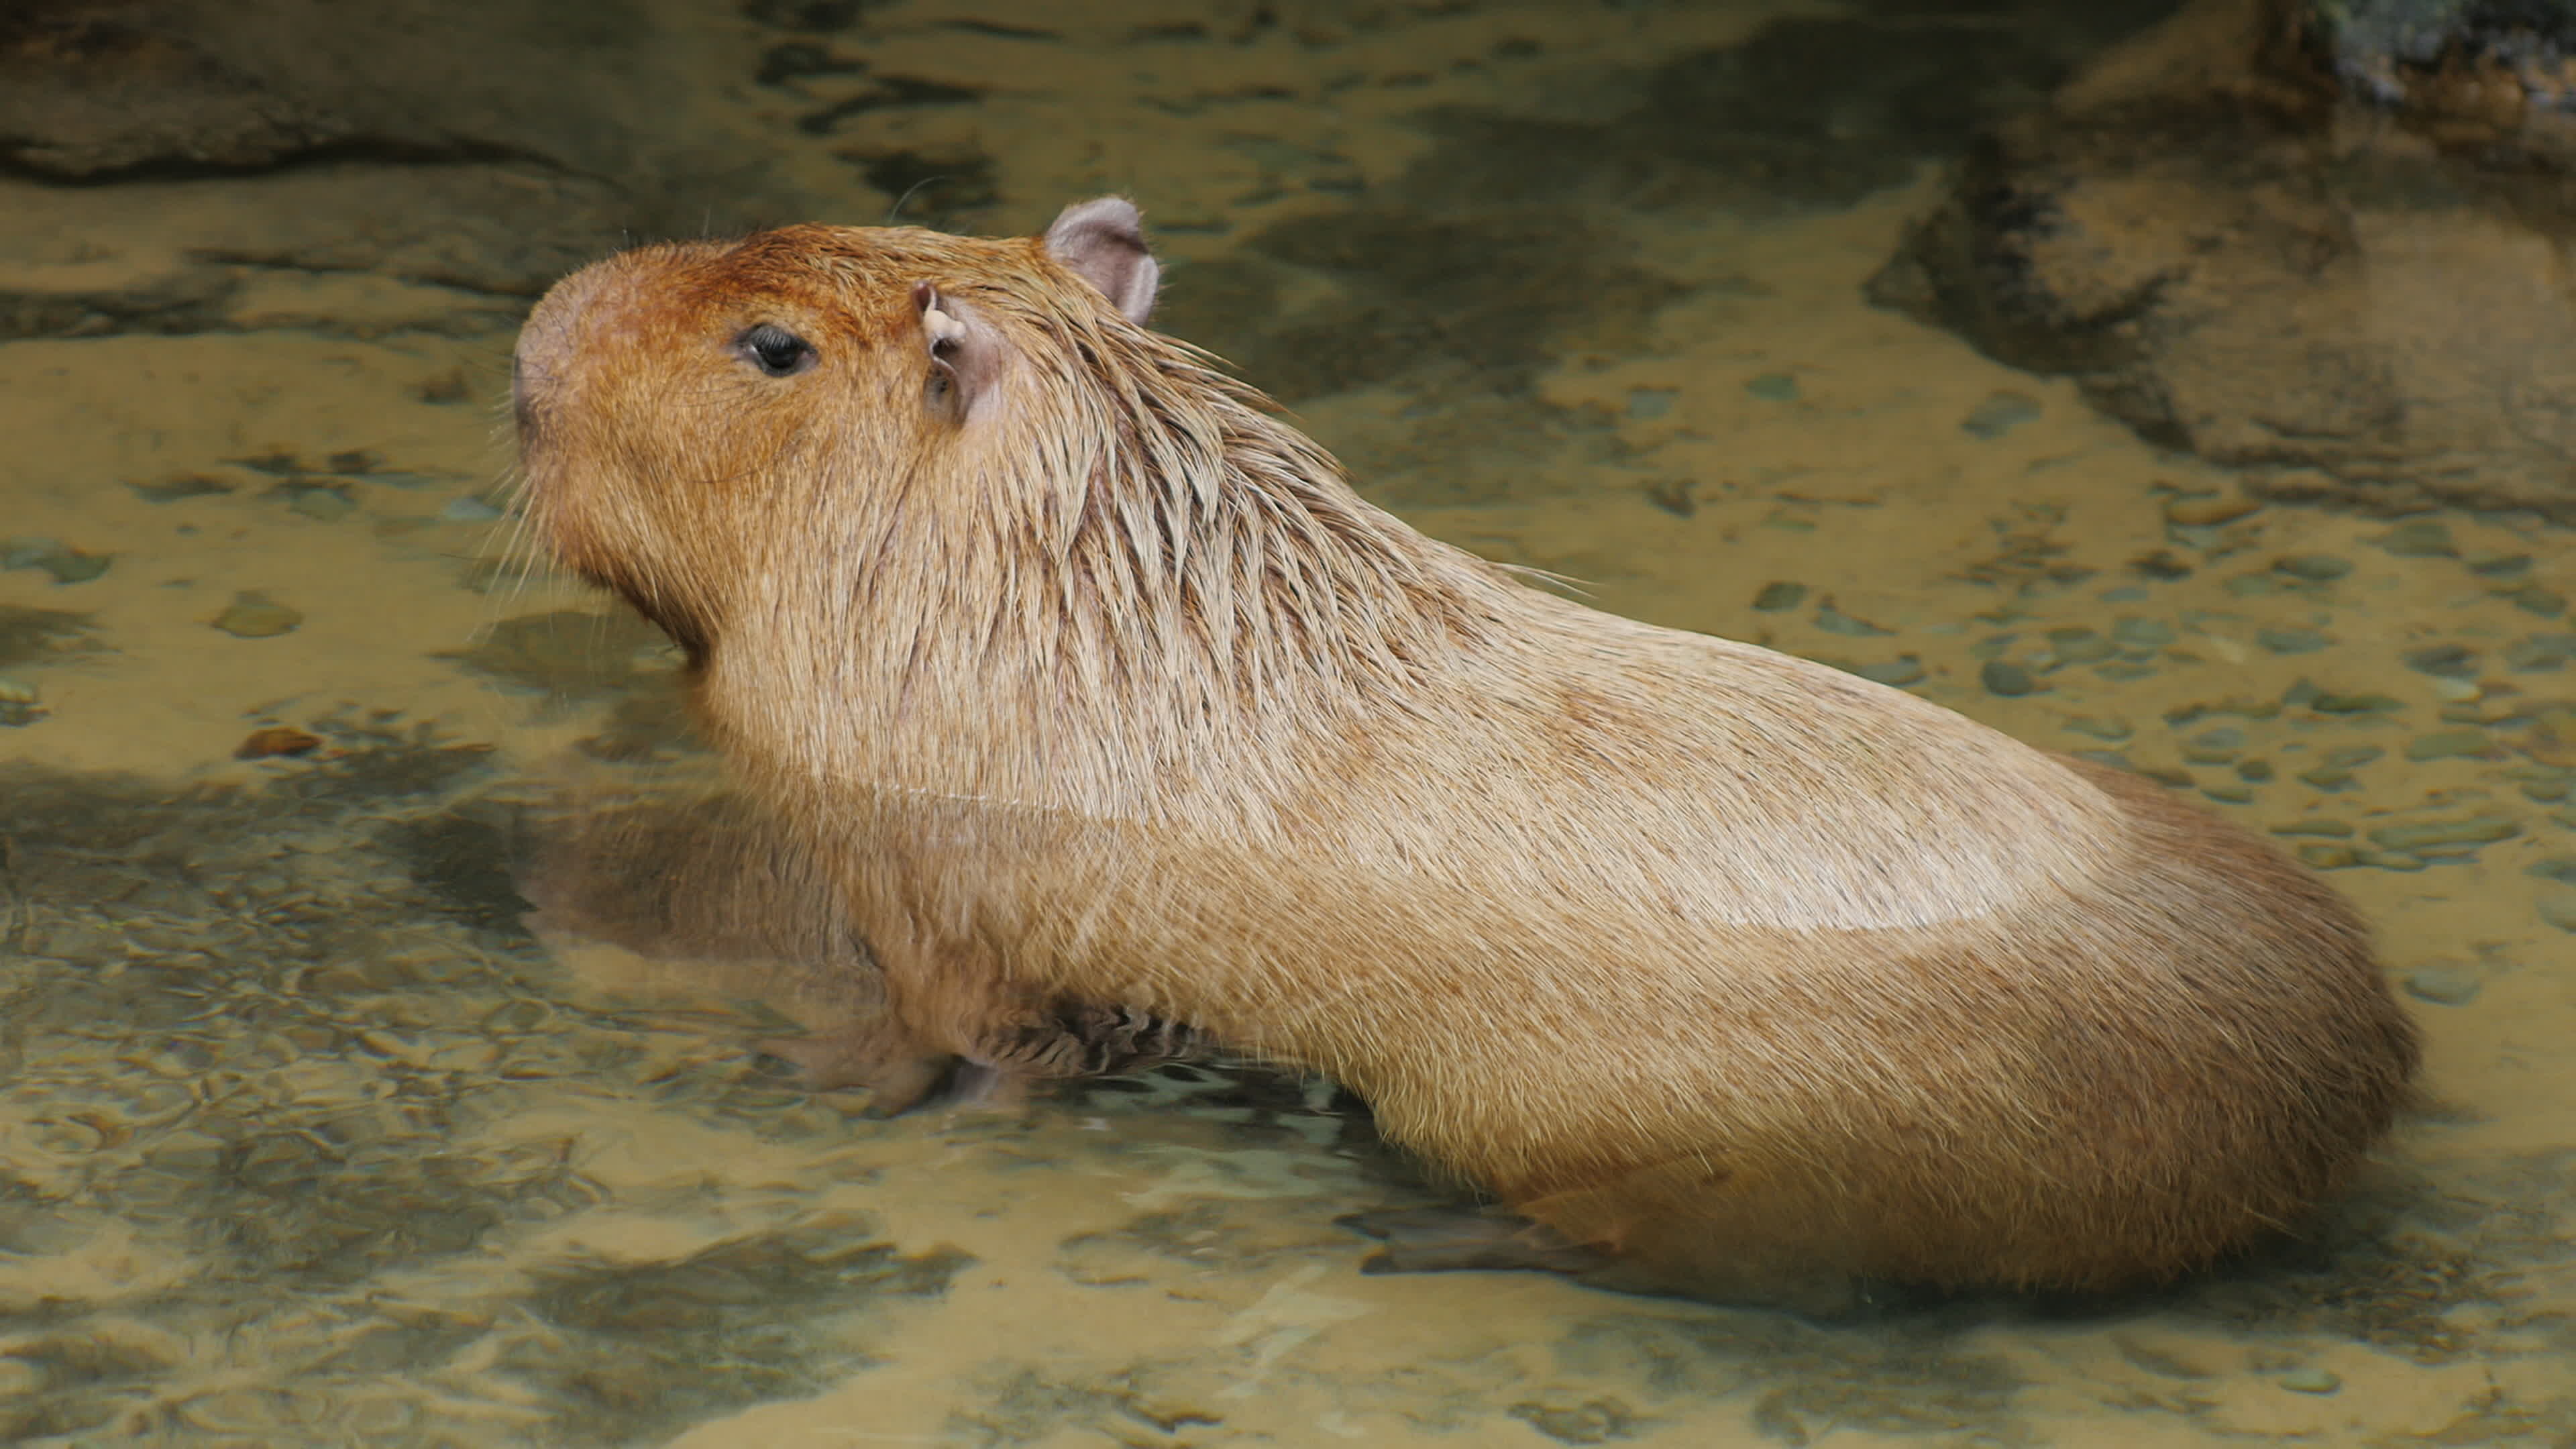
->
3, 0, 2573, 1444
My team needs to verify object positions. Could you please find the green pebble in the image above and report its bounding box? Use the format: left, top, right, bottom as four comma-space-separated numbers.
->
1854, 657, 1925, 687
2531, 859, 2576, 883
1752, 582, 1806, 612
1745, 372, 1800, 402
2504, 635, 2576, 672
290, 488, 356, 522
2202, 782, 2255, 804
2064, 716, 2134, 742
2142, 766, 2196, 789
2297, 843, 2359, 869
2273, 819, 2355, 837
2277, 1368, 2343, 1395
2541, 890, 2576, 934
2520, 780, 2571, 803
2402, 644, 2479, 678
2469, 553, 2534, 579
2046, 627, 2115, 664
2358, 850, 2427, 871
2110, 617, 2176, 650
2310, 692, 2402, 714
2274, 554, 2352, 581
2496, 584, 2569, 618
2404, 730, 2489, 761
1960, 390, 2041, 439
1814, 602, 1891, 637
2297, 767, 2355, 791
2073, 749, 2135, 771
213, 592, 303, 639
2372, 520, 2457, 557
2402, 965, 2482, 1005
2257, 627, 2331, 654
2367, 816, 2518, 851
2191, 725, 2247, 749
36, 548, 112, 584
2224, 574, 2281, 598
2235, 758, 2274, 782
1980, 661, 2040, 697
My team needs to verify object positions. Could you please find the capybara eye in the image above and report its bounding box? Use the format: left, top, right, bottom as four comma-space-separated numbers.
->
735, 324, 817, 378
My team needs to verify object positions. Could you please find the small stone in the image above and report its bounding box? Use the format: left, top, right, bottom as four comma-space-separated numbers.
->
1980, 661, 2039, 697
2367, 816, 2518, 851
2235, 758, 2274, 782
35, 547, 113, 584
2402, 965, 2481, 1005
2521, 779, 2571, 803
234, 726, 324, 759
0, 676, 45, 727
2371, 520, 2457, 557
1751, 582, 1807, 612
2273, 819, 2354, 837
2404, 730, 2489, 762
2296, 843, 2357, 869
2225, 574, 2282, 598
2504, 635, 2576, 672
214, 592, 303, 639
1744, 372, 1800, 402
2164, 495, 2260, 526
2110, 617, 2175, 651
1813, 600, 1891, 637
2357, 849, 2426, 871
129, 472, 235, 503
2274, 554, 2351, 581
2468, 552, 2533, 579
2202, 782, 2255, 804
2540, 890, 2576, 934
2257, 627, 2331, 655
2277, 1368, 2343, 1395
2074, 749, 2135, 770
1960, 390, 2041, 439
289, 488, 356, 521
2402, 644, 2479, 678
2297, 767, 2355, 790
2493, 584, 2568, 618
1853, 657, 1925, 687
2063, 715, 2133, 742
2045, 627, 2114, 665
2310, 692, 2402, 714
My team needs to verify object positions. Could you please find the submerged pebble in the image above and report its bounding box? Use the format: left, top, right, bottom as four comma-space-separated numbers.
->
1751, 581, 1806, 612
2257, 627, 2331, 655
2402, 965, 2483, 1006
214, 592, 304, 639
2273, 554, 2351, 582
2277, 1368, 2344, 1395
1744, 372, 1800, 402
1854, 657, 1925, 687
441, 496, 506, 524
2371, 520, 2457, 557
2404, 730, 2489, 762
0, 676, 45, 727
2110, 617, 2175, 651
2045, 627, 2114, 665
1980, 661, 2039, 697
1960, 390, 2041, 439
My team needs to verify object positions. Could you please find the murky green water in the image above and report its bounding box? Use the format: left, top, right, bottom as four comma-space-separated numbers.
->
5, 1, 2573, 1444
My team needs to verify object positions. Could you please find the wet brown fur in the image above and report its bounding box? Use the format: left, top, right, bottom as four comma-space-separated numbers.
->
512, 201, 2421, 1301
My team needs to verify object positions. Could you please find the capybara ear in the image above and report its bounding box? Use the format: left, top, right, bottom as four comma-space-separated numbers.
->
1043, 197, 1160, 325
912, 281, 1005, 423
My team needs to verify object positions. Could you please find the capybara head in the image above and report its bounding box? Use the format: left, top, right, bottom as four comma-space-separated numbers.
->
511, 198, 1190, 666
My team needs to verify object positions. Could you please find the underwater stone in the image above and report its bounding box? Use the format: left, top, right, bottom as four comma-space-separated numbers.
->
2401, 965, 2481, 1006
1751, 581, 1806, 612
1979, 661, 2039, 696
214, 592, 304, 639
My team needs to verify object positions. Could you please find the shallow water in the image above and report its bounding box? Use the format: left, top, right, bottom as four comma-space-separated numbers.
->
5, 0, 2575, 1444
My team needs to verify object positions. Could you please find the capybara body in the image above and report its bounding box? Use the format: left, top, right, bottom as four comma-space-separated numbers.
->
511, 197, 2420, 1303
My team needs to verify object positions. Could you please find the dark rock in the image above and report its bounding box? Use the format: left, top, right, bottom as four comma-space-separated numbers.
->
0, 0, 804, 338
1869, 0, 2576, 518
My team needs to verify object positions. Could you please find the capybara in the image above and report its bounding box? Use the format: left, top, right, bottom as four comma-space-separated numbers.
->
510, 195, 2420, 1305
